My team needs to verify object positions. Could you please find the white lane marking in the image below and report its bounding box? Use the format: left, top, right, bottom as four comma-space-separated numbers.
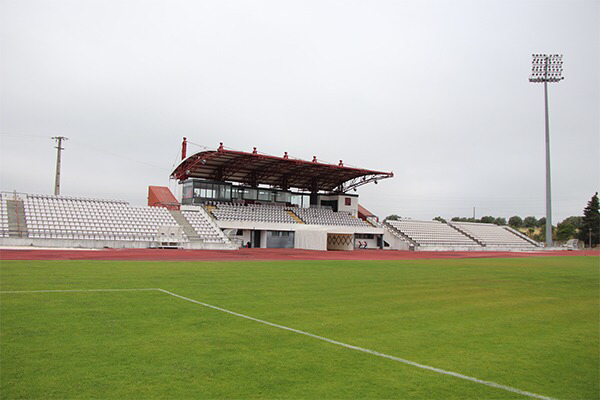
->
158, 288, 557, 400
0, 288, 159, 293
0, 287, 558, 400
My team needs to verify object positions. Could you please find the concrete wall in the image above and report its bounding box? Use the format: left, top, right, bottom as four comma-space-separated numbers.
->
354, 237, 379, 249
383, 229, 412, 250
317, 194, 359, 217
260, 230, 268, 248
0, 237, 237, 250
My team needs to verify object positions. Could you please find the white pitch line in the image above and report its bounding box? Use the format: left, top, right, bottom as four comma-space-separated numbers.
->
0, 288, 159, 294
0, 287, 557, 400
158, 288, 557, 400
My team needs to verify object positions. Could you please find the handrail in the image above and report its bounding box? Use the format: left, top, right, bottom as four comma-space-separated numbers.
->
11, 191, 22, 238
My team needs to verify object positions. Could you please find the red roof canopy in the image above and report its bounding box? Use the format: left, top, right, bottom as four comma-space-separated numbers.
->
171, 146, 393, 193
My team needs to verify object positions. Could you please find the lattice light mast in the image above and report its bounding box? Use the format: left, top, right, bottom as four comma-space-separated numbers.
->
529, 54, 563, 248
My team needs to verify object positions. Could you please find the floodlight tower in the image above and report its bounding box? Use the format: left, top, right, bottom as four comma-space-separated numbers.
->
529, 54, 563, 248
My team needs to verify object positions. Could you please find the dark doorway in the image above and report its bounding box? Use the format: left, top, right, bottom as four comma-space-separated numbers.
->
266, 231, 295, 248
321, 200, 338, 212
253, 230, 261, 248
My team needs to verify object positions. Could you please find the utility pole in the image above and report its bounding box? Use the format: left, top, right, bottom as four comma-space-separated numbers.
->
52, 136, 68, 196
529, 54, 563, 248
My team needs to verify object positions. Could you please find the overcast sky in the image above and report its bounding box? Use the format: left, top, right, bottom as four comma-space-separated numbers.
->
1, 0, 598, 222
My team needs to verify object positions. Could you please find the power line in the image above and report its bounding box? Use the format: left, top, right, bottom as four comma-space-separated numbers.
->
0, 131, 50, 138
68, 140, 170, 171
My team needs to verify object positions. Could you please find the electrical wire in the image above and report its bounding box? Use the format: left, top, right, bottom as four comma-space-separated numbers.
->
68, 140, 170, 171
0, 131, 53, 139
170, 147, 182, 172
186, 141, 210, 150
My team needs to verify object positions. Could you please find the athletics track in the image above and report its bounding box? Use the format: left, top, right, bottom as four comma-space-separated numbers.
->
0, 247, 597, 261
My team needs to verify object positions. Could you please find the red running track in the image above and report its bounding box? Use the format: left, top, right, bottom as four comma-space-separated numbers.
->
0, 247, 597, 261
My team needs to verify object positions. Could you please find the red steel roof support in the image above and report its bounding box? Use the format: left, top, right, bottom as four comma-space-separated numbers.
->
171, 145, 393, 193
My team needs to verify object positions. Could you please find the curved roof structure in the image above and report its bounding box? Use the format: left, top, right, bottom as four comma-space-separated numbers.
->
171, 145, 393, 193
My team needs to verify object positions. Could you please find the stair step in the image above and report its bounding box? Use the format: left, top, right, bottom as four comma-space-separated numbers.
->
5, 199, 27, 238
168, 210, 199, 240
287, 210, 304, 224
169, 209, 229, 244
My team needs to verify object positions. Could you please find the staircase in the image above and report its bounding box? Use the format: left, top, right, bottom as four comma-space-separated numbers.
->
383, 221, 417, 248
205, 205, 216, 216
503, 226, 542, 247
287, 210, 305, 223
448, 223, 484, 246
364, 218, 376, 227
6, 199, 27, 239
170, 208, 232, 246
169, 210, 201, 241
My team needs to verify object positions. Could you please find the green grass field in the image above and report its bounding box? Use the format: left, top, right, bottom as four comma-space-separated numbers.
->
1, 256, 598, 399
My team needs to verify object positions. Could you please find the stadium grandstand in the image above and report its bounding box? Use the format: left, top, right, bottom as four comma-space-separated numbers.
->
449, 221, 540, 250
169, 140, 393, 250
383, 219, 540, 251
0, 139, 542, 252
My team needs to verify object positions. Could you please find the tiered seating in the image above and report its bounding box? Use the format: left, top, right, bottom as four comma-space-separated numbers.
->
181, 210, 228, 243
211, 203, 298, 224
23, 194, 185, 242
386, 219, 478, 247
0, 194, 8, 238
450, 222, 538, 247
209, 202, 369, 227
293, 207, 369, 227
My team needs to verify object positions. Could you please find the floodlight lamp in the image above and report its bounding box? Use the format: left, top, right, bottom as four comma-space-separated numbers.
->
529, 53, 564, 83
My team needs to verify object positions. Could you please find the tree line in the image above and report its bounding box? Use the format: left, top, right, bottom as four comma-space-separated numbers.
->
384, 192, 599, 246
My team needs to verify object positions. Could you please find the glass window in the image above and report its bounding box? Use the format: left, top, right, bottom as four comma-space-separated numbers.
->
206, 185, 215, 199
291, 194, 302, 207
195, 183, 215, 199
302, 195, 310, 208
183, 182, 193, 199
289, 194, 310, 208
219, 185, 231, 200
276, 191, 291, 203
243, 188, 257, 200
258, 190, 272, 201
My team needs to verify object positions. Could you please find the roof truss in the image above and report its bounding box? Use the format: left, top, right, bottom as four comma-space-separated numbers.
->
171, 148, 393, 193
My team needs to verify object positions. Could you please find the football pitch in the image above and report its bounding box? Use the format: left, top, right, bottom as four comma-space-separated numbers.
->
1, 256, 598, 399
